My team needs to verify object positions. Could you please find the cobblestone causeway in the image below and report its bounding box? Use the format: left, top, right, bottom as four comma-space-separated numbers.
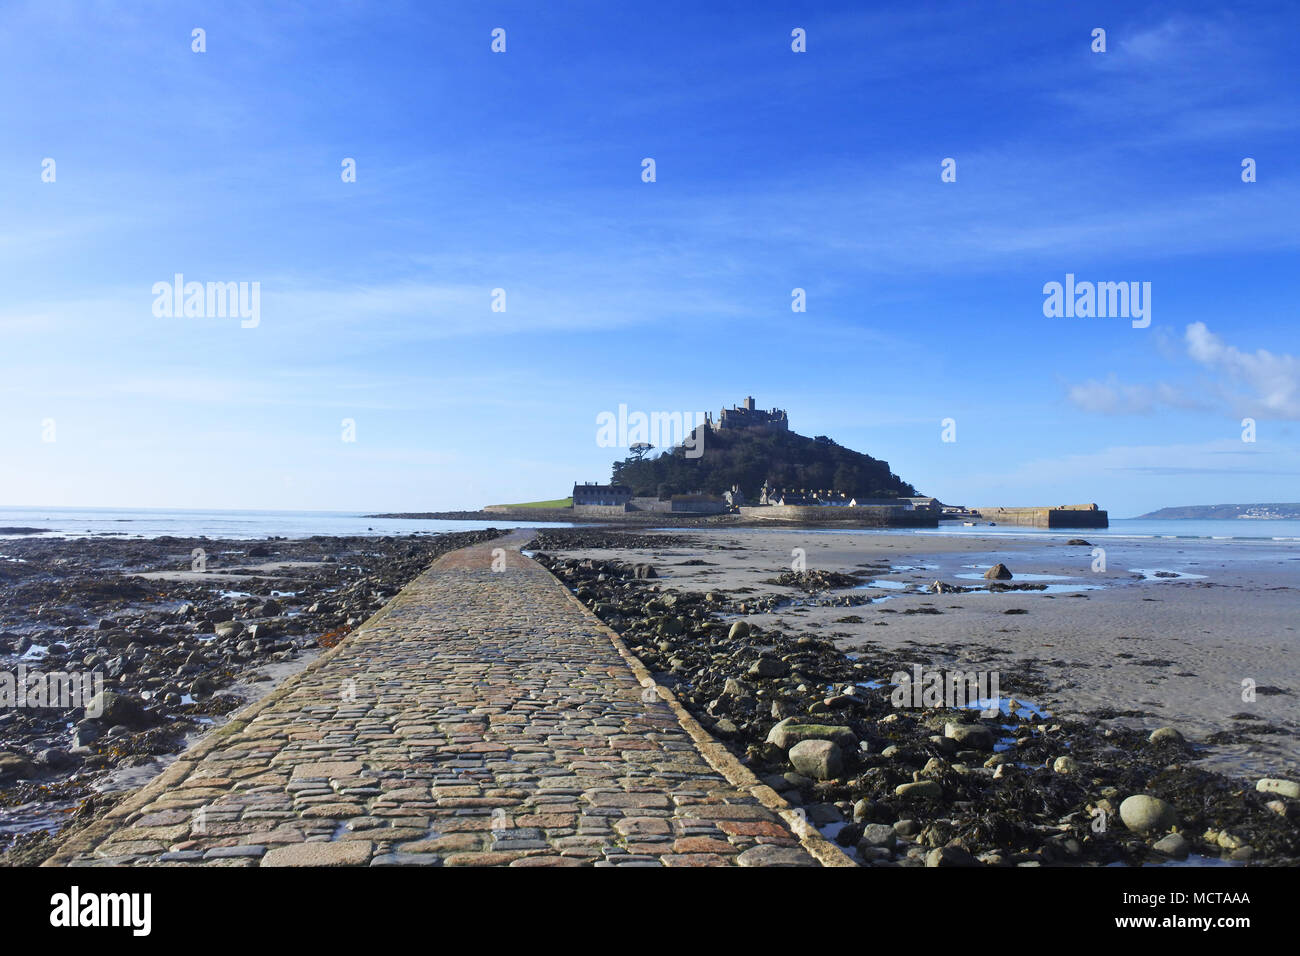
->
47, 533, 821, 867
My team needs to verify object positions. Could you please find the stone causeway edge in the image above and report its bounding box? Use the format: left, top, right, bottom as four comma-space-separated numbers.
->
42, 537, 855, 868
549, 581, 856, 868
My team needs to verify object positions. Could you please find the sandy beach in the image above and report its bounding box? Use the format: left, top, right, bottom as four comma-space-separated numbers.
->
542, 528, 1300, 779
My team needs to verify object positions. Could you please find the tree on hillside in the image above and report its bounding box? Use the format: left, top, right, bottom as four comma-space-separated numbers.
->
609, 426, 920, 500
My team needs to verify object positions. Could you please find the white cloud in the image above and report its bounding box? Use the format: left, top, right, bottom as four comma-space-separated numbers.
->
1065, 324, 1300, 420
1184, 322, 1300, 419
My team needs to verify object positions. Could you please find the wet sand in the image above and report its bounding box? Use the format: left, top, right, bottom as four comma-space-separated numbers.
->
548, 529, 1300, 779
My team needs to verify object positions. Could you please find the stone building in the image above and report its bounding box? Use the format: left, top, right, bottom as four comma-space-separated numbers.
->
571, 482, 632, 513
705, 396, 789, 432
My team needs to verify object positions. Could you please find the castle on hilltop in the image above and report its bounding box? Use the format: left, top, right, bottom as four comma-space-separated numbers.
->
705, 396, 788, 432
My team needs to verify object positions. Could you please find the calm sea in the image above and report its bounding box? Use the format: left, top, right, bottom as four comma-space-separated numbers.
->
0, 506, 572, 540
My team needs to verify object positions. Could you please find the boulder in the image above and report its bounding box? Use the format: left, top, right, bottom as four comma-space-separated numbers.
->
895, 780, 943, 800
748, 656, 788, 679
36, 747, 77, 770
944, 722, 994, 750
858, 823, 898, 850
1255, 778, 1300, 800
71, 720, 104, 750
728, 621, 751, 640
0, 751, 35, 782
766, 718, 857, 751
984, 563, 1013, 580
720, 677, 754, 702
87, 689, 152, 728
926, 845, 979, 867
657, 617, 684, 637
1152, 832, 1190, 860
788, 739, 843, 781
1148, 727, 1185, 746
1119, 794, 1178, 834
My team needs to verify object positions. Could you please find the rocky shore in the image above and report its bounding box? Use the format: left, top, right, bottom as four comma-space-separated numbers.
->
0, 527, 504, 865
527, 528, 1300, 866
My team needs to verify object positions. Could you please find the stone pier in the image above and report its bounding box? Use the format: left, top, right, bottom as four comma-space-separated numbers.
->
46, 533, 848, 867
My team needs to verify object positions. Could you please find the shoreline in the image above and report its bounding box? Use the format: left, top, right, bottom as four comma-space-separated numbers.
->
524, 527, 1300, 865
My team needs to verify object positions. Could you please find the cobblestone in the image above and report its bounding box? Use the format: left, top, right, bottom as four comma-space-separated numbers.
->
49, 534, 815, 867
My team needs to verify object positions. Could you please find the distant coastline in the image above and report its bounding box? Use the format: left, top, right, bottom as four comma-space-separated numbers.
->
1138, 502, 1300, 520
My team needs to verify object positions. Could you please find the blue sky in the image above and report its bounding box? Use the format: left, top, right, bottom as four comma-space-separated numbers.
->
2, 1, 1297, 516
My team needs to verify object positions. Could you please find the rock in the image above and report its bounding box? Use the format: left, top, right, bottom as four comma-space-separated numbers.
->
712, 718, 738, 738
858, 823, 898, 850
771, 699, 796, 719
1214, 830, 1245, 850
247, 620, 279, 641
257, 598, 282, 617
36, 747, 78, 770
1152, 833, 1189, 860
766, 718, 857, 751
633, 564, 657, 579
1052, 755, 1079, 774
72, 719, 104, 749
720, 677, 754, 701
1119, 794, 1178, 834
657, 618, 684, 637
0, 751, 36, 782
748, 656, 788, 679
1148, 727, 1185, 746
1066, 539, 1091, 546
71, 729, 97, 750
1256, 778, 1300, 800
894, 819, 920, 837
788, 739, 843, 781
804, 803, 843, 825
895, 780, 942, 800
87, 689, 152, 728
984, 563, 1013, 580
728, 621, 751, 640
926, 845, 979, 867
835, 823, 865, 847
921, 756, 948, 775
944, 722, 995, 750
214, 620, 244, 639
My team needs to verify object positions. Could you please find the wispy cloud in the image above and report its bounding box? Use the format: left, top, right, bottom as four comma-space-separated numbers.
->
1185, 322, 1300, 419
1065, 324, 1300, 421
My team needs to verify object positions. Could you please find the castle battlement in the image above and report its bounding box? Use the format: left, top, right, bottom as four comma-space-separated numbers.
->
707, 396, 788, 432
